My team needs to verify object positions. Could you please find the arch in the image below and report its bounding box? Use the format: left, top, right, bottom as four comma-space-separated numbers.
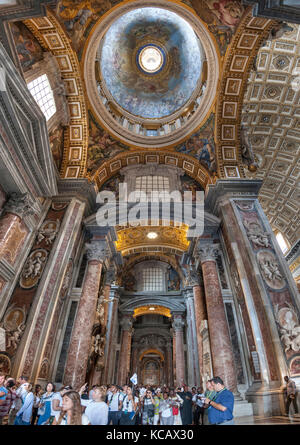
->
120, 297, 185, 314
24, 11, 89, 179
92, 149, 215, 191
123, 253, 184, 281
215, 9, 275, 179
133, 305, 171, 318
139, 349, 164, 362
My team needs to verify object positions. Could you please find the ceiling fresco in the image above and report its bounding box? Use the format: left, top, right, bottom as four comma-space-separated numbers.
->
99, 7, 203, 118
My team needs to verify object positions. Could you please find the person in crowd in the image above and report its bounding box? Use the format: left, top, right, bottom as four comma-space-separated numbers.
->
178, 385, 193, 425
159, 391, 174, 425
0, 378, 16, 425
141, 389, 155, 425
79, 384, 108, 425
134, 390, 142, 425
204, 376, 234, 425
52, 391, 90, 425
284, 375, 298, 416
0, 374, 8, 406
153, 388, 163, 425
119, 387, 138, 425
31, 384, 41, 425
8, 375, 28, 425
192, 386, 205, 425
15, 382, 34, 425
49, 385, 73, 424
169, 388, 183, 425
203, 379, 216, 425
106, 384, 124, 425
37, 382, 55, 425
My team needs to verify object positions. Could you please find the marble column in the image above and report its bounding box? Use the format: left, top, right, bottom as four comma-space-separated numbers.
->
172, 315, 185, 386
64, 241, 107, 388
131, 344, 138, 375
198, 243, 238, 393
184, 286, 201, 386
117, 315, 133, 385
166, 340, 173, 386
193, 277, 207, 381
102, 286, 119, 384
0, 193, 32, 266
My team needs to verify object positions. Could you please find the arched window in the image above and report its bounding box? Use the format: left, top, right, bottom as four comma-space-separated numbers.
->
135, 175, 170, 201
275, 232, 289, 254
27, 74, 56, 121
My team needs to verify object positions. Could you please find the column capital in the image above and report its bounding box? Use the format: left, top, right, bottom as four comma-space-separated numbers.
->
172, 314, 185, 332
196, 243, 220, 263
85, 241, 108, 263
3, 192, 35, 219
120, 315, 133, 331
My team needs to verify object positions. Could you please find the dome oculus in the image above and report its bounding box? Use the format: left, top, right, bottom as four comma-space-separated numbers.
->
137, 45, 165, 74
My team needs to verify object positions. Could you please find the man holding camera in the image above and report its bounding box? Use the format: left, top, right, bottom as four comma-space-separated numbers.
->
204, 376, 234, 425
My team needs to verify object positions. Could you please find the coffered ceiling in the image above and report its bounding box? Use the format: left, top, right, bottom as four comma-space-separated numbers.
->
242, 23, 300, 246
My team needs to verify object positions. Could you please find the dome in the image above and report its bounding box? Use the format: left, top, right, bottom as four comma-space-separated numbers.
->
100, 8, 203, 119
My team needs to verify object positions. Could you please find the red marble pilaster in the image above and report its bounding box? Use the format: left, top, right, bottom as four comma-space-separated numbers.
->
64, 241, 107, 388
193, 284, 207, 378
117, 315, 133, 385
172, 315, 185, 386
199, 244, 237, 392
102, 290, 119, 384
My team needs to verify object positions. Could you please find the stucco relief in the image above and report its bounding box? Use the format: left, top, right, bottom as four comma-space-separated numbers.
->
36, 219, 60, 246
20, 249, 48, 289
257, 250, 285, 290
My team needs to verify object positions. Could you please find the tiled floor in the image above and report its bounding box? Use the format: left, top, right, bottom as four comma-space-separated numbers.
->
235, 414, 300, 425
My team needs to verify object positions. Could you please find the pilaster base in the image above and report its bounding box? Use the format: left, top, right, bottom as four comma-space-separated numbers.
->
233, 400, 254, 417
245, 382, 285, 416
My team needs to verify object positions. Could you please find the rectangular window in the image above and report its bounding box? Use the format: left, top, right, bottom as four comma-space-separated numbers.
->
142, 267, 163, 291
135, 175, 170, 201
27, 74, 56, 121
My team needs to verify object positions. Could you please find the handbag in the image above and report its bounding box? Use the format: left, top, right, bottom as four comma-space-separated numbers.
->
172, 406, 179, 416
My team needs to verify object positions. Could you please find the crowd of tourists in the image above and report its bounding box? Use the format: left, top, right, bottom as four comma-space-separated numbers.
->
0, 373, 237, 426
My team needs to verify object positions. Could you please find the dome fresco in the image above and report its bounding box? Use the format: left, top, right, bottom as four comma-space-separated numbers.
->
100, 7, 203, 119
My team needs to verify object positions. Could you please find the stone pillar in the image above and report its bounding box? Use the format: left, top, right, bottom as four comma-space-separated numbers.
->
172, 315, 185, 386
198, 243, 238, 393
193, 279, 207, 381
131, 344, 138, 375
166, 340, 173, 386
117, 315, 133, 385
102, 286, 119, 384
64, 240, 107, 388
0, 193, 32, 269
184, 286, 200, 386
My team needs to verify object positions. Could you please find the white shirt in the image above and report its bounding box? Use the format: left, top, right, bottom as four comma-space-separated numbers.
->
122, 395, 139, 412
84, 401, 108, 425
107, 392, 124, 411
58, 413, 90, 425
51, 392, 63, 416
16, 392, 34, 423
12, 383, 27, 410
192, 393, 205, 407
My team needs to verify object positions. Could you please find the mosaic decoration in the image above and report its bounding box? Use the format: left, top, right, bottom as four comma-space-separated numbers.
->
175, 114, 216, 172
10, 21, 44, 72
87, 114, 129, 175
100, 7, 202, 118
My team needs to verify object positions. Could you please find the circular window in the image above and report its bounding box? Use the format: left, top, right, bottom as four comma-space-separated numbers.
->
137, 45, 165, 74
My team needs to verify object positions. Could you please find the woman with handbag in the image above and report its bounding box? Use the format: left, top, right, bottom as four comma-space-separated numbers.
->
141, 390, 155, 425
119, 387, 138, 425
169, 388, 183, 425
37, 382, 55, 425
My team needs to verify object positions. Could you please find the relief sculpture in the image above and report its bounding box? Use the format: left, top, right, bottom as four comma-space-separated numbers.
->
20, 249, 48, 289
